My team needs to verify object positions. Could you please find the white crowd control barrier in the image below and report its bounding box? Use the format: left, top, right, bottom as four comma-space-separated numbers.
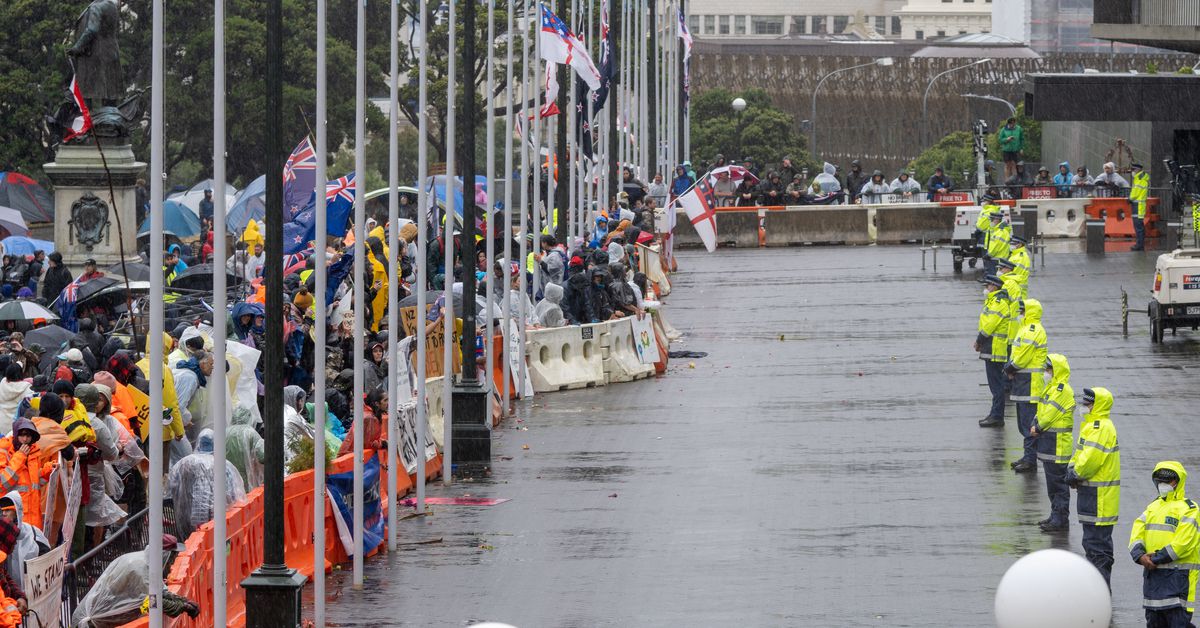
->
1034, 198, 1088, 238
525, 323, 606, 392
653, 307, 683, 342
601, 318, 655, 384
637, 243, 672, 297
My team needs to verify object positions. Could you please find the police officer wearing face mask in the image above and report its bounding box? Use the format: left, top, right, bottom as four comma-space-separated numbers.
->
976, 275, 1011, 428
1029, 354, 1074, 532
1129, 461, 1200, 627
1068, 387, 1121, 586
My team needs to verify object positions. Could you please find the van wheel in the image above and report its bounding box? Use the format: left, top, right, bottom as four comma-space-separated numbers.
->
1151, 315, 1165, 343
953, 258, 963, 273
968, 258, 978, 268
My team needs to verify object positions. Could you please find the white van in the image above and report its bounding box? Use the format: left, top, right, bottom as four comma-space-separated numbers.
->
1149, 249, 1200, 342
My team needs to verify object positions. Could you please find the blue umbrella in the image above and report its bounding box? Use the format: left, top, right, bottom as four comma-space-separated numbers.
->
422, 175, 488, 217
138, 199, 201, 238
226, 175, 266, 235
0, 235, 54, 257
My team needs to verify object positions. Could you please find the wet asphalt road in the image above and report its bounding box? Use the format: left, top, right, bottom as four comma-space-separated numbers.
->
323, 242, 1200, 627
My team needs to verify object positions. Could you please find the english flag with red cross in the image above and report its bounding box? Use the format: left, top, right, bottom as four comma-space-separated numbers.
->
676, 178, 719, 253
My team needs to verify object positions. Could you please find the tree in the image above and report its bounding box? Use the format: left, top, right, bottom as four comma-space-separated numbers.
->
689, 88, 817, 176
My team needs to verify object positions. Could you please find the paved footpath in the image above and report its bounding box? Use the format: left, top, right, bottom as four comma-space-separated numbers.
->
323, 244, 1198, 627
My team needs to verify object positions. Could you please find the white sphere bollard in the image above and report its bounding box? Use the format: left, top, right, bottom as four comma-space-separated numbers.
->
995, 549, 1111, 628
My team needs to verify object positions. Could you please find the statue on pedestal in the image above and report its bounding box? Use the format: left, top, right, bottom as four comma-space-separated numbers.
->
47, 0, 140, 143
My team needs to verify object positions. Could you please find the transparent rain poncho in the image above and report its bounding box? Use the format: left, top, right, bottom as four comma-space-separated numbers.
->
72, 551, 148, 628
167, 429, 247, 539
225, 406, 265, 490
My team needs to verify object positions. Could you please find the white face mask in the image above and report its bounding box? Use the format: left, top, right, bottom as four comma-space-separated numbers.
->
983, 288, 991, 297
1043, 371, 1053, 384
1158, 482, 1174, 497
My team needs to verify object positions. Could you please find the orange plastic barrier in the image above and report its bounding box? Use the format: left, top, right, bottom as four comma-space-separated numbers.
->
1085, 197, 1160, 238
119, 447, 443, 628
490, 333, 519, 400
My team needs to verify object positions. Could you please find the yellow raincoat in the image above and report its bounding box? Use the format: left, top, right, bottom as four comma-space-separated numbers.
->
136, 332, 186, 440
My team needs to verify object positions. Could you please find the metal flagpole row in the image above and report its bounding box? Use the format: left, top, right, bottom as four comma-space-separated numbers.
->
567, 0, 578, 246
211, 0, 229, 622
443, 0, 456, 488
386, 0, 401, 553
416, 0, 429, 513
517, 3, 531, 396
501, 0, 514, 413
532, 2, 542, 300
312, 0, 329, 616
148, 0, 165, 624
351, 0, 367, 589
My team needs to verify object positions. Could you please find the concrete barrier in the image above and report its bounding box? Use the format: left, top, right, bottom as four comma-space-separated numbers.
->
1029, 198, 1087, 238
653, 306, 683, 342
873, 203, 957, 243
525, 323, 606, 392
673, 209, 759, 248
767, 206, 871, 245
600, 318, 655, 384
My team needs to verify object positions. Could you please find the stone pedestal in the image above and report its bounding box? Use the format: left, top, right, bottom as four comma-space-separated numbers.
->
451, 381, 492, 465
43, 140, 144, 268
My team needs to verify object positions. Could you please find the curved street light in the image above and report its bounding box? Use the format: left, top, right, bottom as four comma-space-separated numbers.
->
922, 58, 992, 145
960, 93, 1017, 117
810, 57, 894, 160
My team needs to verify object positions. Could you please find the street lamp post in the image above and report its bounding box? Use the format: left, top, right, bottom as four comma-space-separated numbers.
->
731, 97, 746, 159
921, 58, 992, 146
960, 93, 1017, 117
810, 57, 893, 160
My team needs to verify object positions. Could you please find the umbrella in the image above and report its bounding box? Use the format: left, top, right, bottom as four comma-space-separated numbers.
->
227, 175, 266, 235
25, 325, 74, 369
0, 300, 58, 322
706, 165, 759, 188
108, 262, 152, 281
0, 172, 53, 224
70, 276, 123, 304
0, 236, 53, 257
137, 200, 201, 238
168, 180, 237, 216
0, 207, 29, 238
171, 263, 237, 291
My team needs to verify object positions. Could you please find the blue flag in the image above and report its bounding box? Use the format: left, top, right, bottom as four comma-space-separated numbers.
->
575, 0, 615, 159
278, 172, 357, 254
326, 452, 386, 558
283, 138, 317, 219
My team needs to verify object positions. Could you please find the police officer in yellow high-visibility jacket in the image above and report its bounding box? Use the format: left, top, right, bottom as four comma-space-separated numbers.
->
1029, 353, 1074, 532
1068, 387, 1121, 587
1130, 162, 1150, 251
975, 201, 1011, 275
1005, 298, 1047, 473
976, 274, 1011, 428
1130, 461, 1200, 626
1008, 234, 1032, 288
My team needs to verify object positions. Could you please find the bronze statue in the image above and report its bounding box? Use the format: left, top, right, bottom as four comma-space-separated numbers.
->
68, 0, 122, 107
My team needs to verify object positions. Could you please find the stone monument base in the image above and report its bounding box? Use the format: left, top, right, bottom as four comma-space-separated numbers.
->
43, 140, 144, 269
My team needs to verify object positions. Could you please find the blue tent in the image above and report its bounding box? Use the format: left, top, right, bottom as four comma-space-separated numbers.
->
138, 199, 201, 238
423, 175, 488, 216
0, 236, 54, 257
226, 175, 266, 234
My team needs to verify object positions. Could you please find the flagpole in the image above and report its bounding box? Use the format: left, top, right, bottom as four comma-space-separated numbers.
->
211, 0, 229, 622
485, 0, 497, 433
416, 0, 429, 514
501, 0, 514, 412
567, 0, 577, 246
443, 0, 456, 488
681, 0, 689, 159
312, 0, 329, 616
386, 0, 401, 554
147, 0, 165, 624
352, 0, 367, 589
532, 2, 542, 300
639, 1, 649, 175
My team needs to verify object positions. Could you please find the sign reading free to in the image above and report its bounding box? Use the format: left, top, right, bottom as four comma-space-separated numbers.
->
1183, 274, 1200, 290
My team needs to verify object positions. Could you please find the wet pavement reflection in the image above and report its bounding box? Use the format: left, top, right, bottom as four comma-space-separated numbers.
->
322, 243, 1199, 627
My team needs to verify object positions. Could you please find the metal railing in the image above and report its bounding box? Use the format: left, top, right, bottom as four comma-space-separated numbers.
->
1140, 0, 1200, 25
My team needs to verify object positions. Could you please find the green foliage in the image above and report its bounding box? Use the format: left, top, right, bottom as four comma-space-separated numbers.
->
285, 434, 334, 475
909, 103, 1042, 184
1146, 61, 1159, 74
1177, 65, 1195, 75
689, 88, 816, 175
0, 1, 523, 188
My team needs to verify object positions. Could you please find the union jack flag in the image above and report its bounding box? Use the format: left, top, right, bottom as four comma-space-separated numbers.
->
327, 173, 356, 205
283, 137, 318, 219
283, 137, 316, 183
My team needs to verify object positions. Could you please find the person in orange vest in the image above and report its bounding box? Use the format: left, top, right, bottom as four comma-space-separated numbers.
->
0, 518, 26, 621
0, 418, 55, 529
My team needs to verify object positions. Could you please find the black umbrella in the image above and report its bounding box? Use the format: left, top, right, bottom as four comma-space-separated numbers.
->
170, 263, 236, 291
108, 262, 152, 281
24, 324, 74, 368
73, 276, 123, 304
